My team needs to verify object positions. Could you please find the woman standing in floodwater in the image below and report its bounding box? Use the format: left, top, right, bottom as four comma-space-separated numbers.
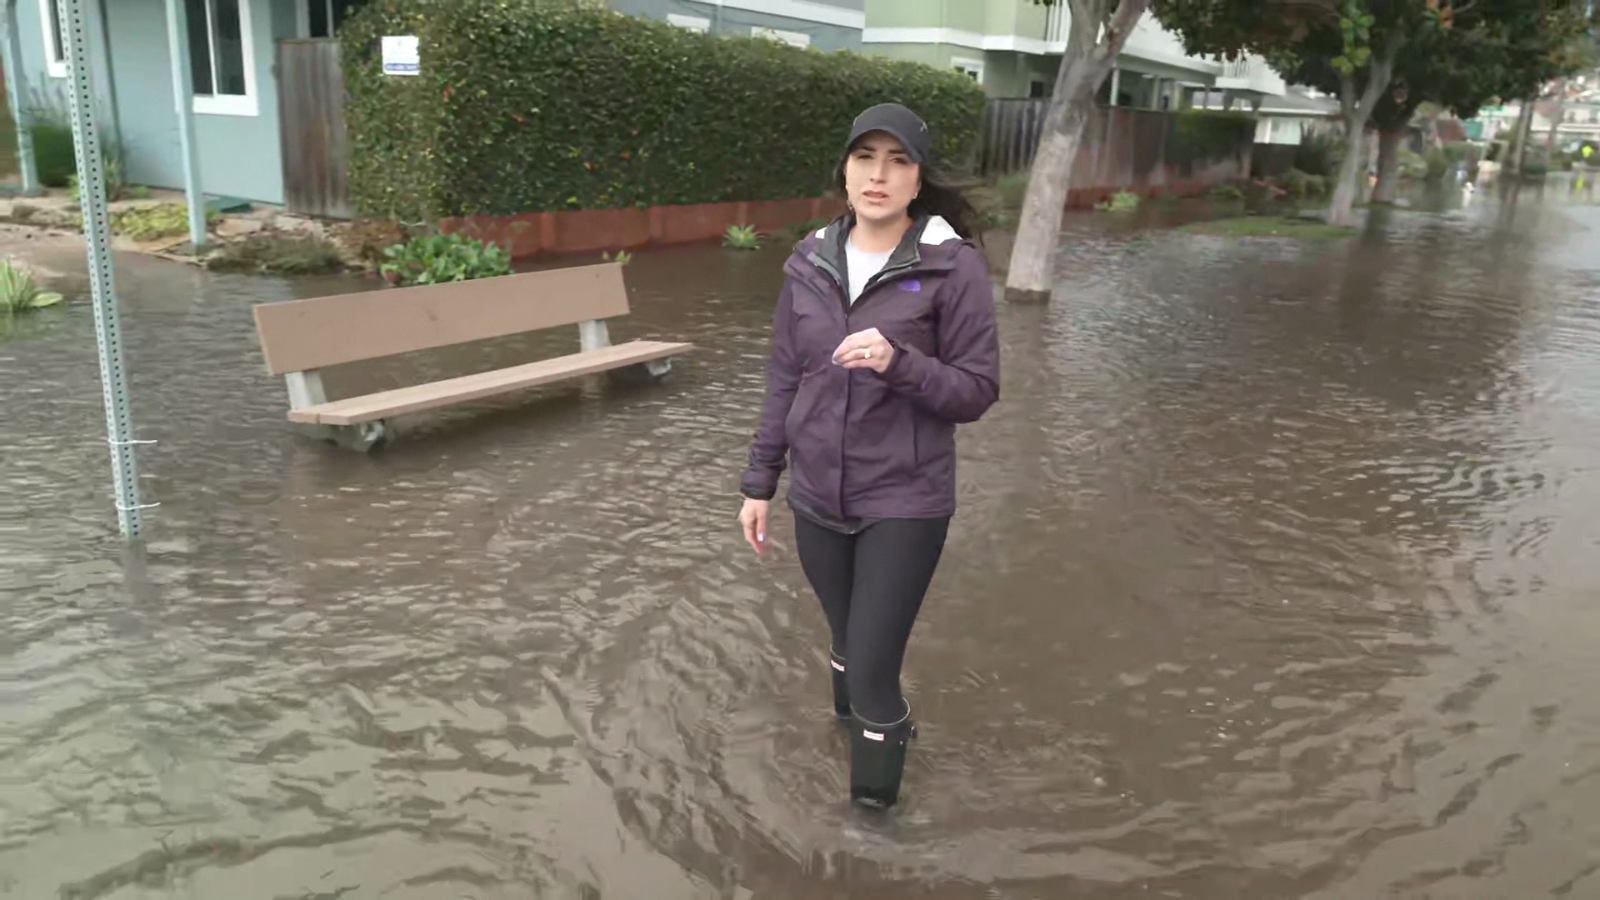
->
736, 103, 1001, 809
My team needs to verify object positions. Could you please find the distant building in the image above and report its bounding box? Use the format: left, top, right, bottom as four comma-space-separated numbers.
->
1194, 85, 1341, 145
613, 0, 1291, 109
605, 0, 865, 52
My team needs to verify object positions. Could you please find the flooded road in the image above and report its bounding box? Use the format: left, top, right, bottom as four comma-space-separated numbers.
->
6, 185, 1600, 899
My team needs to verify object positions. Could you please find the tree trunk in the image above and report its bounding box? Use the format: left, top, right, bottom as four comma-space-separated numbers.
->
1004, 0, 1150, 300
1546, 79, 1567, 153
1508, 99, 1534, 176
1324, 34, 1402, 227
1326, 113, 1370, 226
1371, 122, 1405, 204
1006, 110, 1089, 297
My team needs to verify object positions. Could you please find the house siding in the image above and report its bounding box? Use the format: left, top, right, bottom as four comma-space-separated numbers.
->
106, 0, 289, 204
7, 0, 289, 205
8, 0, 117, 135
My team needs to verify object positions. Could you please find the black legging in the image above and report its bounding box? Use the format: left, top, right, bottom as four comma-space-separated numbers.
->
793, 514, 950, 724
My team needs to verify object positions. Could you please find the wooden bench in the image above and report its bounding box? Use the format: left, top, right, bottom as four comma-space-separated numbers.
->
251, 261, 693, 451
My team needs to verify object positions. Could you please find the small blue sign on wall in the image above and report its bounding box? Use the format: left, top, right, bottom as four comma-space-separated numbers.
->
382, 36, 420, 76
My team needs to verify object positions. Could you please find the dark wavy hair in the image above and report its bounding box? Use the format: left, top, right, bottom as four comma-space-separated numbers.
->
831, 155, 986, 243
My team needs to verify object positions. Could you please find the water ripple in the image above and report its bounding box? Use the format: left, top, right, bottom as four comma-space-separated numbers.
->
5, 193, 1600, 897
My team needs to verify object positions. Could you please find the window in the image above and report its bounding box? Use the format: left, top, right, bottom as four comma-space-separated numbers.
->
302, 0, 367, 38
952, 57, 984, 85
38, 0, 66, 78
186, 0, 257, 116
751, 26, 809, 48
667, 13, 711, 32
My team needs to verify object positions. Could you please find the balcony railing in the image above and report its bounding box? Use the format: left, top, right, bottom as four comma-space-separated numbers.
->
1215, 56, 1285, 95
1045, 3, 1066, 44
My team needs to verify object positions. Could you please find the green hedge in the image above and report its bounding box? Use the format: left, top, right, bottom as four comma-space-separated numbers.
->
341, 0, 986, 220
1167, 110, 1257, 170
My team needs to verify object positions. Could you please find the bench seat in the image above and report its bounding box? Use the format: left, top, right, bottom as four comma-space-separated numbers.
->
286, 339, 692, 426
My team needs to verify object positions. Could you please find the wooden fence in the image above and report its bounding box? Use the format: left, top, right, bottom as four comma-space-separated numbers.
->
979, 98, 1051, 176
277, 39, 352, 219
978, 99, 1256, 204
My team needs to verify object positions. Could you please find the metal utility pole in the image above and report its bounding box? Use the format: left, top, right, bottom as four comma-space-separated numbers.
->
59, 0, 152, 540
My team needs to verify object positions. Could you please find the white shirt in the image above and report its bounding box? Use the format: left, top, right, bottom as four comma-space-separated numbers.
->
845, 237, 893, 305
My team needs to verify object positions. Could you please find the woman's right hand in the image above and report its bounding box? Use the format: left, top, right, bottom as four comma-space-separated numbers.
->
738, 498, 770, 555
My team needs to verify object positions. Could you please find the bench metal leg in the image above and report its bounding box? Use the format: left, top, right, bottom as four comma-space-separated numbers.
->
292, 418, 389, 452
284, 370, 388, 452
578, 319, 611, 353
607, 355, 676, 386
285, 370, 327, 410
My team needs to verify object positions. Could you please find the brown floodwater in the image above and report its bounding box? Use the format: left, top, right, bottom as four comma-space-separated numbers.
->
6, 181, 1600, 899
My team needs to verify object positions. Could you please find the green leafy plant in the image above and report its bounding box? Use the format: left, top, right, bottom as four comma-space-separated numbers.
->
601, 249, 633, 265
1094, 191, 1140, 212
340, 0, 984, 220
0, 259, 63, 312
379, 232, 513, 285
1331, 0, 1377, 75
1207, 183, 1246, 201
110, 203, 218, 241
723, 224, 761, 249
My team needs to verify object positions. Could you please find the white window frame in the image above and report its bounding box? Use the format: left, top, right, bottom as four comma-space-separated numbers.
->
38, 0, 67, 78
190, 0, 259, 117
751, 26, 809, 48
297, 0, 355, 39
667, 13, 711, 33
952, 56, 984, 85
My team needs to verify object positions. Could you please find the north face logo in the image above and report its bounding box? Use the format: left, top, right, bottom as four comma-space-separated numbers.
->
900, 279, 922, 292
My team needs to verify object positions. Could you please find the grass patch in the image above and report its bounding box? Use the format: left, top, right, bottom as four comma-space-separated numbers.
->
206, 234, 344, 275
111, 203, 220, 242
1181, 216, 1356, 241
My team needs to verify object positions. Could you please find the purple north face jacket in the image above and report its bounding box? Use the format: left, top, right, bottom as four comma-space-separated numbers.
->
739, 213, 1001, 523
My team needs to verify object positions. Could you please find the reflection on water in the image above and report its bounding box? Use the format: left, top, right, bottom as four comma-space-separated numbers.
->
6, 188, 1600, 898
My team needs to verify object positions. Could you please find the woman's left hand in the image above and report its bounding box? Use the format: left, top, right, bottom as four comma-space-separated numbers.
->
833, 328, 895, 374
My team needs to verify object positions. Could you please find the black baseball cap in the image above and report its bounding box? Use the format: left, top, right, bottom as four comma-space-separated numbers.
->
845, 103, 932, 165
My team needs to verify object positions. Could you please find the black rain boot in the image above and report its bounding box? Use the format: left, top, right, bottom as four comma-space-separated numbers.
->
849, 700, 916, 809
830, 650, 851, 722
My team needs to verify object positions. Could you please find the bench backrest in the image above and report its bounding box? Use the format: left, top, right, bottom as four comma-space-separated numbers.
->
252, 262, 630, 375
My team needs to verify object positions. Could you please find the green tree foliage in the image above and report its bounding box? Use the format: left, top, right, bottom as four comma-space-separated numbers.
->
340, 0, 985, 221
1157, 0, 1595, 219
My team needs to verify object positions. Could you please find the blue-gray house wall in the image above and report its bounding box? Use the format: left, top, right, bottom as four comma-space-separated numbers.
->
8, 0, 293, 205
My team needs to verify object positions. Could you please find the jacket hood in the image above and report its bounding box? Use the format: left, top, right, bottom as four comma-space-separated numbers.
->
789, 214, 968, 285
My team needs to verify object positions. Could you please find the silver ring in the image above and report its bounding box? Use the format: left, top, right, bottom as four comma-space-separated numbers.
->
863, 347, 872, 359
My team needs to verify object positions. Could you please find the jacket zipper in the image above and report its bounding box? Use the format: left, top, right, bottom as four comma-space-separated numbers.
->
805, 241, 924, 519
807, 252, 851, 517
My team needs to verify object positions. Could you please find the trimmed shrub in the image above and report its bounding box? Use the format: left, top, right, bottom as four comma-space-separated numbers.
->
1167, 110, 1256, 171
1294, 129, 1343, 178
341, 0, 985, 220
